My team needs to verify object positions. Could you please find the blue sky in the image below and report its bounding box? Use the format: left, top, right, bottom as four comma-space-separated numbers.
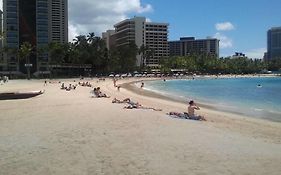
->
137, 0, 281, 58
1, 0, 280, 58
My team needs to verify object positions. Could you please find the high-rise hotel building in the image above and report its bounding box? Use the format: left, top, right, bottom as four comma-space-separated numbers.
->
104, 17, 169, 68
1, 0, 68, 74
267, 27, 281, 60
169, 37, 219, 58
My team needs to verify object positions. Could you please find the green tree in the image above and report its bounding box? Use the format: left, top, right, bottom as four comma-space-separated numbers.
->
48, 42, 68, 64
19, 42, 33, 79
138, 44, 154, 69
267, 58, 281, 71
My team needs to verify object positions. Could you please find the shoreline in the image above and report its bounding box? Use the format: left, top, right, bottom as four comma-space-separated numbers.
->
113, 77, 281, 143
121, 77, 281, 123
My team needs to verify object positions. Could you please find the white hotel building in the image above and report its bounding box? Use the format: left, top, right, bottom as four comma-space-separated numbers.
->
103, 16, 169, 68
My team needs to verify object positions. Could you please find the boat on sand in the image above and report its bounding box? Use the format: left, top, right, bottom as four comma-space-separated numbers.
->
0, 90, 44, 100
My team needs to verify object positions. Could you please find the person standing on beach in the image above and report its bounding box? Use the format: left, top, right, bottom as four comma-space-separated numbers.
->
113, 78, 117, 87
188, 100, 206, 121
141, 82, 144, 88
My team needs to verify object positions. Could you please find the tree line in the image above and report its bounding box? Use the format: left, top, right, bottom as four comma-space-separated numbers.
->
160, 55, 281, 74
2, 32, 281, 75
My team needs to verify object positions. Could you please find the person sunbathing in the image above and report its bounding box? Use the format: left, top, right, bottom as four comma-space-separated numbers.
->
124, 104, 162, 111
112, 98, 141, 106
61, 83, 65, 89
124, 103, 162, 111
92, 87, 110, 98
112, 98, 131, 103
187, 100, 206, 121
112, 97, 161, 111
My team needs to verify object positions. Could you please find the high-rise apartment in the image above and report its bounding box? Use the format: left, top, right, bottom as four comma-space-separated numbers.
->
102, 30, 116, 51
49, 0, 68, 43
0, 10, 3, 69
267, 27, 281, 60
169, 37, 219, 58
109, 16, 169, 68
1, 0, 68, 74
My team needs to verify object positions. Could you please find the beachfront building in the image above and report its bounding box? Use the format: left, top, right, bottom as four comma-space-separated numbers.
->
103, 16, 169, 68
1, 0, 68, 75
102, 30, 116, 51
267, 27, 281, 60
169, 37, 219, 58
0, 10, 3, 70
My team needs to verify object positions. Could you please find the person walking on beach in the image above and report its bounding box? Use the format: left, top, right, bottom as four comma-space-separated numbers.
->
188, 100, 206, 121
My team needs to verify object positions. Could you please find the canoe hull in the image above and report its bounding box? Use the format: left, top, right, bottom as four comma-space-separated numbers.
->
0, 91, 44, 100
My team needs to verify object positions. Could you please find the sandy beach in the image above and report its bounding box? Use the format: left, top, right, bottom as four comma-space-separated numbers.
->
0, 78, 281, 175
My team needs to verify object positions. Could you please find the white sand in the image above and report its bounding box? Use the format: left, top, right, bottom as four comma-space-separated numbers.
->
0, 78, 281, 175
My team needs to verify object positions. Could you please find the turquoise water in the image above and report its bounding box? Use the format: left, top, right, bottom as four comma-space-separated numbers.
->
144, 77, 281, 122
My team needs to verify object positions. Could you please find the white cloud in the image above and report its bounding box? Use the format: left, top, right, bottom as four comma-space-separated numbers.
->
68, 23, 80, 41
68, 0, 153, 41
146, 18, 152, 22
215, 22, 235, 31
245, 48, 266, 59
214, 32, 233, 49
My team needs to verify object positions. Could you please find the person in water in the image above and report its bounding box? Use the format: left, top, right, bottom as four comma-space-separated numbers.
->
187, 100, 206, 121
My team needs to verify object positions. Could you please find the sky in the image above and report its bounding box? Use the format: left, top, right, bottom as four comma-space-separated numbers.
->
1, 0, 281, 58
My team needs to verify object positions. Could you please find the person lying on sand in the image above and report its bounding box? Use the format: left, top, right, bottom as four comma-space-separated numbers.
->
112, 97, 131, 103
112, 98, 140, 106
124, 104, 162, 111
112, 97, 162, 111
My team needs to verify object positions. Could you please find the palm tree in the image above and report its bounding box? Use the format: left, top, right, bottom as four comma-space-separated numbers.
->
73, 35, 87, 46
87, 32, 96, 44
19, 42, 33, 80
138, 44, 153, 69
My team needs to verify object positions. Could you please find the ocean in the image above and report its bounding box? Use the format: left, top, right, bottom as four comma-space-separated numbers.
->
143, 77, 281, 122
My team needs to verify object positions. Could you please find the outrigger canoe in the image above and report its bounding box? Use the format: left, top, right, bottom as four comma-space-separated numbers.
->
0, 90, 44, 100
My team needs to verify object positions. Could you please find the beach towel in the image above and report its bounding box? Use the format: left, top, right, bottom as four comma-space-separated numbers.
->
167, 112, 189, 119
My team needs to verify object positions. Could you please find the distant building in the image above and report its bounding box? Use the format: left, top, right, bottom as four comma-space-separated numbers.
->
0, 10, 3, 70
103, 16, 169, 68
267, 27, 281, 60
1, 0, 68, 75
102, 30, 116, 51
169, 37, 219, 58
50, 0, 68, 43
263, 52, 268, 61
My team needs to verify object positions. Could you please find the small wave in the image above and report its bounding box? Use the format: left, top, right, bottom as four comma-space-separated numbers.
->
253, 108, 264, 111
143, 87, 171, 96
